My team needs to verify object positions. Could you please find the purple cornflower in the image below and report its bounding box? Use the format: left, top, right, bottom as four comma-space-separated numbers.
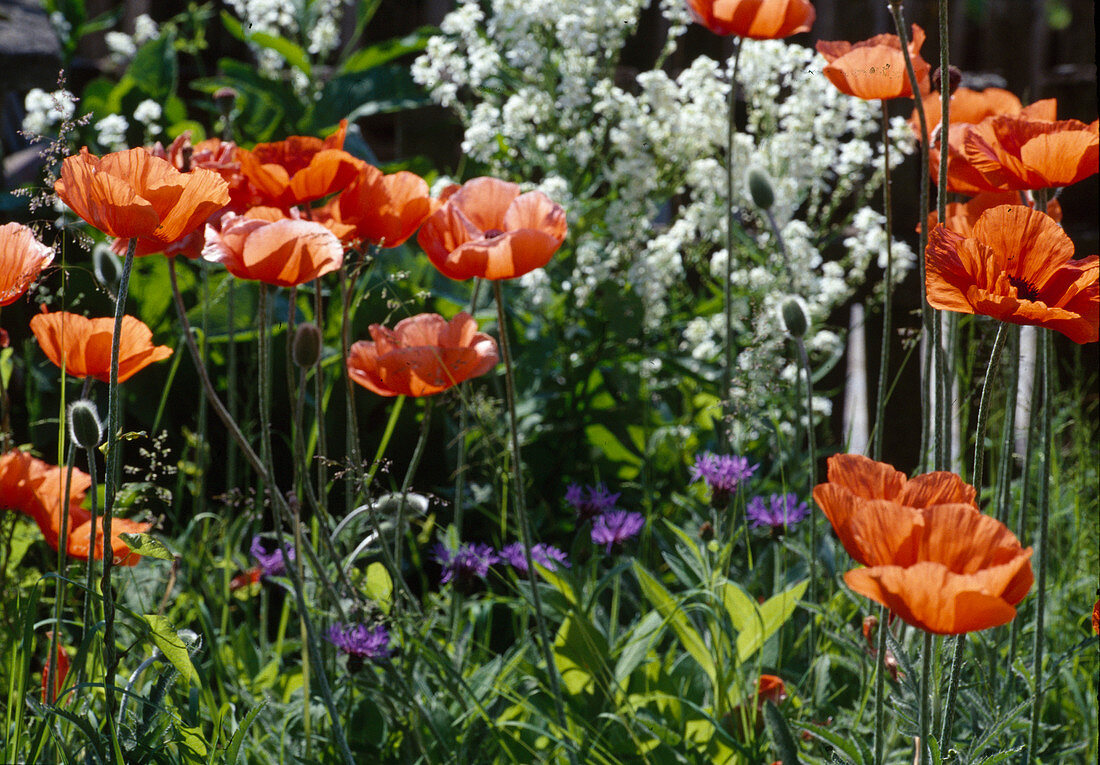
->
591, 510, 645, 553
691, 452, 759, 506
565, 482, 621, 520
250, 535, 295, 577
501, 542, 570, 573
326, 623, 392, 662
746, 493, 811, 530
433, 542, 499, 586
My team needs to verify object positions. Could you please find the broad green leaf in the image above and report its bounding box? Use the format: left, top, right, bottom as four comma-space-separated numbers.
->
142, 615, 200, 689
316, 65, 430, 126
613, 610, 663, 687
534, 561, 577, 607
633, 564, 717, 687
249, 32, 311, 77
128, 32, 178, 101
220, 10, 246, 42
553, 612, 608, 695
584, 423, 643, 467
716, 579, 758, 635
363, 562, 392, 613
339, 28, 432, 74
736, 580, 807, 663
176, 723, 207, 757
120, 533, 174, 561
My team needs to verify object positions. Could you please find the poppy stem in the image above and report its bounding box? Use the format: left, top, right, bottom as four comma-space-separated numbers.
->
47, 437, 78, 708
721, 38, 743, 453
394, 397, 433, 583
935, 0, 953, 474
493, 281, 575, 762
794, 336, 818, 658
872, 101, 894, 463
918, 630, 933, 765
100, 236, 135, 759
970, 322, 1009, 490
994, 327, 1020, 526
1025, 328, 1053, 762
872, 606, 889, 765
340, 261, 363, 512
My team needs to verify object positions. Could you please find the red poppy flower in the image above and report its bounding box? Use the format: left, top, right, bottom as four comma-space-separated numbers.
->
236, 120, 361, 210
29, 311, 174, 383
112, 133, 249, 259
202, 209, 345, 287
963, 114, 1099, 191
686, 0, 815, 39
347, 312, 498, 397
1, 223, 54, 306
67, 516, 152, 566
54, 147, 229, 242
813, 453, 977, 567
41, 631, 71, 704
842, 502, 1033, 635
926, 205, 1099, 344
816, 25, 930, 101
316, 162, 437, 247
417, 177, 567, 281
922, 192, 1061, 237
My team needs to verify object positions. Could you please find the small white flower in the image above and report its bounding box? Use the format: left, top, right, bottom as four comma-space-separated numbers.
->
133, 14, 159, 45
133, 99, 162, 125
95, 114, 129, 151
105, 32, 137, 64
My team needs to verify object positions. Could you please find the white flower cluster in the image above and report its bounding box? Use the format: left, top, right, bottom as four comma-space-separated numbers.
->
226, 0, 344, 76
416, 1, 917, 451
95, 114, 129, 151
104, 13, 159, 67
22, 88, 76, 137
133, 99, 163, 136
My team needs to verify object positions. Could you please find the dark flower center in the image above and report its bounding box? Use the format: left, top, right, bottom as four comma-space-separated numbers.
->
483, 228, 505, 239
1008, 276, 1040, 302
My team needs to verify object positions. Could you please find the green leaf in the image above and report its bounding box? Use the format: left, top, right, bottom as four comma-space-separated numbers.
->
534, 561, 577, 607
553, 612, 608, 696
363, 562, 392, 614
633, 564, 717, 688
716, 579, 758, 635
316, 64, 430, 126
142, 615, 200, 689
249, 31, 311, 77
120, 533, 175, 561
974, 747, 1026, 765
128, 32, 178, 101
613, 610, 663, 687
736, 579, 807, 663
339, 28, 433, 74
225, 700, 267, 763
220, 9, 246, 42
793, 720, 864, 764
585, 423, 643, 468
764, 702, 801, 765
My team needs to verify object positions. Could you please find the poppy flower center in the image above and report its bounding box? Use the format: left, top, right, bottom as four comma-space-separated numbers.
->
482, 228, 505, 239
1007, 276, 1040, 302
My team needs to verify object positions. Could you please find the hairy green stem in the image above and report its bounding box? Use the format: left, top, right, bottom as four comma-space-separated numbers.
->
873, 101, 894, 462
872, 606, 889, 765
795, 337, 818, 659
970, 322, 1009, 489
493, 281, 574, 762
918, 630, 933, 765
720, 39, 743, 452
394, 398, 433, 583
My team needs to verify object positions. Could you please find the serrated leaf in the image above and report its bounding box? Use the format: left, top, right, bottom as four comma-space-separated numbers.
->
120, 533, 174, 561
633, 563, 717, 688
142, 615, 200, 689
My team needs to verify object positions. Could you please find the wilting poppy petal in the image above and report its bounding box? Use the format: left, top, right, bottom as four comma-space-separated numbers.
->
926, 205, 1099, 343
0, 223, 54, 306
418, 178, 567, 281
203, 211, 344, 287
54, 147, 229, 243
67, 517, 152, 566
686, 0, 815, 39
30, 312, 174, 383
817, 25, 930, 101
347, 312, 498, 397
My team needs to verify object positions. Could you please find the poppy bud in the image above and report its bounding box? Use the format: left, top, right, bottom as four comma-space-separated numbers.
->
93, 244, 122, 294
213, 87, 238, 116
68, 399, 103, 449
747, 167, 775, 211
781, 298, 808, 338
292, 322, 322, 368
931, 65, 962, 95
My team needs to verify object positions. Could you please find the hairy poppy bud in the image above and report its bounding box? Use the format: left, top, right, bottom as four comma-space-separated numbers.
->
93, 244, 122, 295
781, 298, 808, 338
931, 65, 962, 95
292, 322, 322, 368
747, 167, 775, 211
68, 399, 103, 449
213, 87, 238, 116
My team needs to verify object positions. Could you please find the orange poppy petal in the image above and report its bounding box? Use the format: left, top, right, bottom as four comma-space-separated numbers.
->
0, 223, 54, 306
823, 453, 906, 501
692, 0, 815, 39
152, 167, 231, 244
822, 48, 913, 100
448, 177, 521, 233
970, 205, 1075, 288
845, 563, 1020, 635
1019, 130, 1099, 188
239, 219, 344, 286
286, 149, 363, 206
67, 517, 152, 566
347, 340, 394, 397
897, 471, 977, 508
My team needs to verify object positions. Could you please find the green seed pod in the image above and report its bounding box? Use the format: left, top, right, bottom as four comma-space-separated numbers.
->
69, 400, 103, 450
747, 167, 775, 211
292, 322, 322, 368
781, 298, 808, 339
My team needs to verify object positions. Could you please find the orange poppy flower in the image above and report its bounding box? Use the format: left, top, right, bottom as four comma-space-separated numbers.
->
417, 177, 567, 281
842, 502, 1033, 635
1093, 599, 1099, 635
67, 516, 152, 566
963, 114, 1099, 191
922, 192, 1061, 237
347, 312, 498, 397
54, 147, 229, 243
316, 163, 437, 248
41, 631, 72, 704
925, 205, 1099, 344
112, 133, 250, 259
202, 209, 344, 287
1, 450, 91, 549
29, 311, 173, 383
1, 223, 54, 306
813, 453, 977, 566
236, 120, 362, 210
816, 25, 930, 101
685, 0, 815, 39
